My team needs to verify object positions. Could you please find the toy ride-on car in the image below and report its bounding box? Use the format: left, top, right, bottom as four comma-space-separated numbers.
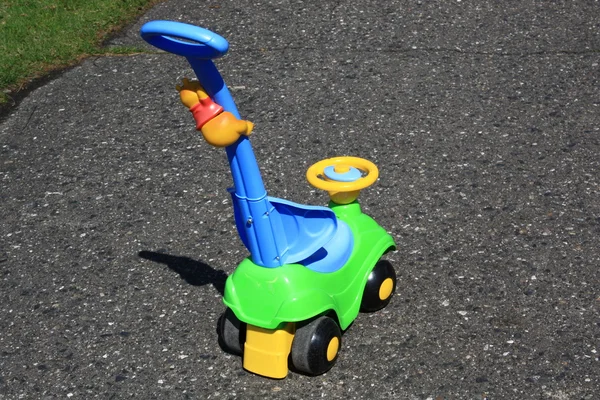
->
141, 20, 397, 379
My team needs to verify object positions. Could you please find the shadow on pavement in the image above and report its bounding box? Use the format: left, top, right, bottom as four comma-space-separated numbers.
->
138, 250, 227, 295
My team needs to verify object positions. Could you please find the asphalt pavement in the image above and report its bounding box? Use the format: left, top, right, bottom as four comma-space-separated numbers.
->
1, 1, 599, 399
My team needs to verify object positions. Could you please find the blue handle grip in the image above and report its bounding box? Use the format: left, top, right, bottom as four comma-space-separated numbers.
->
140, 20, 229, 59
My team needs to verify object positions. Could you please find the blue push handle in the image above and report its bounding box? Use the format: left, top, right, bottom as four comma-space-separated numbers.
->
139, 20, 340, 269
139, 21, 240, 116
140, 20, 229, 59
140, 20, 264, 198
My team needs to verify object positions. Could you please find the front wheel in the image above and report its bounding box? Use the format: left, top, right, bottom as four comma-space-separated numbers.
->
217, 308, 245, 355
291, 316, 342, 376
360, 260, 397, 312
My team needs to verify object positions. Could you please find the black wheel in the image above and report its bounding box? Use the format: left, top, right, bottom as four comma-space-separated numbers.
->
291, 316, 342, 376
217, 308, 245, 355
360, 259, 397, 312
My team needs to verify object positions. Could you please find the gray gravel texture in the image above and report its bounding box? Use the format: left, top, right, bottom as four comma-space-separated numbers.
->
1, 0, 599, 399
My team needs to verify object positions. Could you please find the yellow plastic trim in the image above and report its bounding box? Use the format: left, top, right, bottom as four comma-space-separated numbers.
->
306, 156, 379, 194
326, 336, 340, 362
243, 323, 295, 379
379, 277, 394, 301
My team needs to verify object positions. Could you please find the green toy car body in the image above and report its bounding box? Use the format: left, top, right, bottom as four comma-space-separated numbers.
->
224, 202, 395, 330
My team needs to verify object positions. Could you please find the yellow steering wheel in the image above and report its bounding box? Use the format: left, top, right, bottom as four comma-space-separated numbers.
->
306, 157, 379, 204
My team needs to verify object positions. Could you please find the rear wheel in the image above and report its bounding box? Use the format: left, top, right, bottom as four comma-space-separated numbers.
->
217, 308, 245, 355
360, 260, 397, 312
291, 316, 341, 376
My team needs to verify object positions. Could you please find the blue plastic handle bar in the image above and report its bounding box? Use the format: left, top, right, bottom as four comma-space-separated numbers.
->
140, 21, 341, 270
140, 20, 266, 200
140, 20, 229, 59
141, 20, 294, 268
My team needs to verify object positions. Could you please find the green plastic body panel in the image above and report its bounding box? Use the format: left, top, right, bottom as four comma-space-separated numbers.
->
222, 202, 396, 330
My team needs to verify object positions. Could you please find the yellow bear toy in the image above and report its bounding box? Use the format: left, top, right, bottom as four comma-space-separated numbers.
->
176, 78, 253, 147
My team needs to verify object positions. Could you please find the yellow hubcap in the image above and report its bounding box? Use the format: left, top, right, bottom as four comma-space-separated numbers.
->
379, 278, 394, 301
326, 336, 340, 362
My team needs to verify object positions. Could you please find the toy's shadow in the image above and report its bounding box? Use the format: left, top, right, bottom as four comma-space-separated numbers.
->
138, 251, 227, 295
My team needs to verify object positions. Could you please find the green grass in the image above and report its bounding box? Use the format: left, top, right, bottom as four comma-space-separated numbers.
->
0, 0, 162, 105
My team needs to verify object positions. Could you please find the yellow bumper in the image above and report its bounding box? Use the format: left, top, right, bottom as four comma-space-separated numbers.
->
243, 323, 295, 379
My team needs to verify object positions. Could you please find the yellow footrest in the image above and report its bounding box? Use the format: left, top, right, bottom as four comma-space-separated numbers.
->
243, 323, 295, 379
